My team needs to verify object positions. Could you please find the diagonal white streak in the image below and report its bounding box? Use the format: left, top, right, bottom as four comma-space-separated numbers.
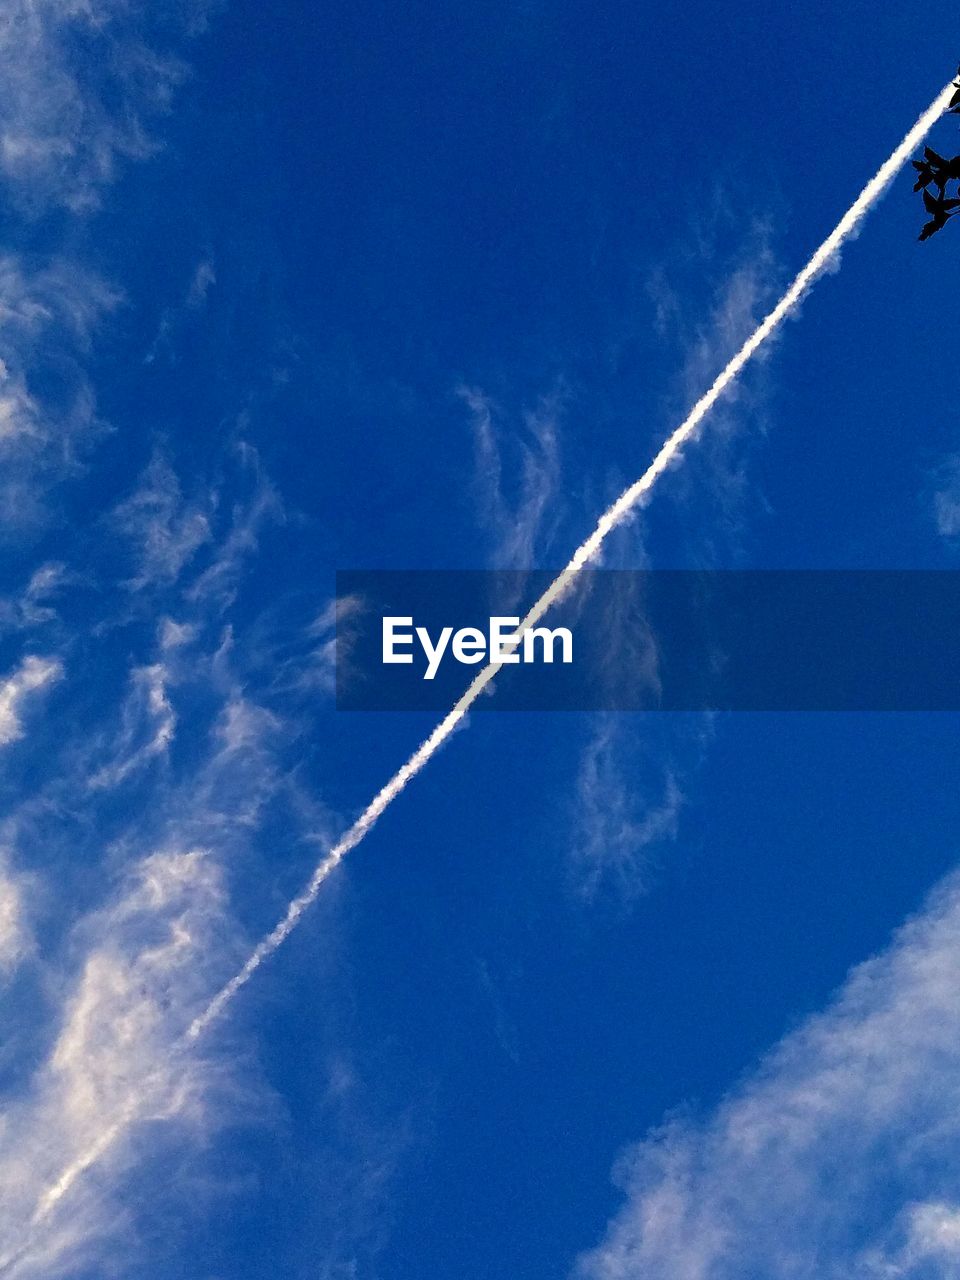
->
6, 80, 954, 1273
186, 80, 956, 1042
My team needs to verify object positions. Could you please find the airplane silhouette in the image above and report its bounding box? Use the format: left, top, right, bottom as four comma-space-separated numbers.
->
912, 69, 960, 239
912, 147, 960, 192
919, 188, 960, 241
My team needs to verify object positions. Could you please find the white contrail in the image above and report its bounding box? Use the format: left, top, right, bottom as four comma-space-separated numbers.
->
7, 79, 955, 1274
187, 79, 957, 1041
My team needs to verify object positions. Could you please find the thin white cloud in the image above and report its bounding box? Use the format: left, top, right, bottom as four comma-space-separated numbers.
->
214, 694, 279, 757
0, 0, 198, 528
0, 856, 32, 977
0, 357, 38, 446
0, 0, 204, 213
459, 384, 563, 569
113, 452, 212, 589
642, 212, 785, 567
111, 447, 282, 611
216, 593, 367, 703
0, 256, 119, 350
0, 256, 119, 527
186, 465, 283, 612
88, 664, 176, 790
145, 257, 217, 364
0, 848, 249, 1279
0, 629, 331, 1270
931, 453, 960, 540
0, 656, 62, 748
177, 688, 305, 836
20, 564, 66, 625
0, 563, 69, 634
185, 259, 216, 309
269, 594, 365, 699
573, 717, 683, 900
158, 616, 197, 651
574, 869, 960, 1280
875, 1201, 960, 1276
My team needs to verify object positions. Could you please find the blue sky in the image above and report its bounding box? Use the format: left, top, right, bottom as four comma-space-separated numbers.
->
2, 3, 960, 1278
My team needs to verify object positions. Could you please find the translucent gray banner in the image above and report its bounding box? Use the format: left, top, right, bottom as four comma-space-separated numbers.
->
335, 571, 960, 712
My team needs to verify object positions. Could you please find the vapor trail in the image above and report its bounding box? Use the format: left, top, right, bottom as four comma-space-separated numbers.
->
188, 79, 956, 1041
7, 79, 955, 1274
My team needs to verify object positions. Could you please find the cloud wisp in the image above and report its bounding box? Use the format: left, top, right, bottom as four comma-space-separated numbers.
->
573, 716, 683, 901
459, 384, 563, 569
0, 256, 119, 527
0, 850, 249, 1280
0, 632, 310, 1277
0, 0, 202, 213
0, 656, 62, 748
87, 663, 176, 790
187, 79, 958, 1041
112, 452, 213, 591
573, 868, 960, 1280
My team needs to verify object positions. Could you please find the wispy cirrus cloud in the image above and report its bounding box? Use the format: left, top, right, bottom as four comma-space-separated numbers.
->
643, 209, 783, 565
0, 618, 328, 1277
297, 595, 364, 699
0, 255, 119, 526
0, 655, 62, 748
185, 445, 284, 614
0, 0, 206, 530
237, 593, 366, 703
929, 451, 960, 542
145, 257, 216, 364
88, 663, 176, 790
0, 0, 206, 214
458, 383, 563, 569
572, 717, 683, 901
0, 855, 33, 977
0, 563, 69, 636
574, 869, 960, 1280
158, 616, 198, 651
0, 5, 322, 1273
0, 848, 253, 1280
112, 451, 213, 590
